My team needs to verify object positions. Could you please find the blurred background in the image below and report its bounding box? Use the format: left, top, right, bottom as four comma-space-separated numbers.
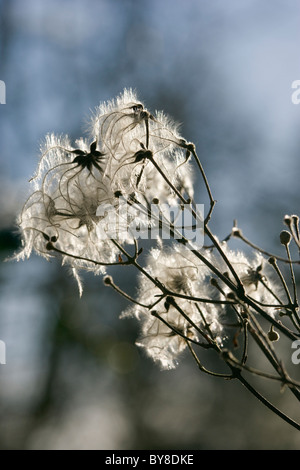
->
0, 0, 300, 450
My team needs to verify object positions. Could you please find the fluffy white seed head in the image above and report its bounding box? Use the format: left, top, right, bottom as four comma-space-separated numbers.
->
91, 88, 194, 204
122, 244, 224, 369
14, 90, 195, 295
209, 241, 283, 317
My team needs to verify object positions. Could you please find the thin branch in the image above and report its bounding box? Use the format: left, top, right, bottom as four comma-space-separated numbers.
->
232, 228, 300, 264
235, 372, 300, 432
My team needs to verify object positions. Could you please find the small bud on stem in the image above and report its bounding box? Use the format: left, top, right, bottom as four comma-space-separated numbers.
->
280, 230, 291, 246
